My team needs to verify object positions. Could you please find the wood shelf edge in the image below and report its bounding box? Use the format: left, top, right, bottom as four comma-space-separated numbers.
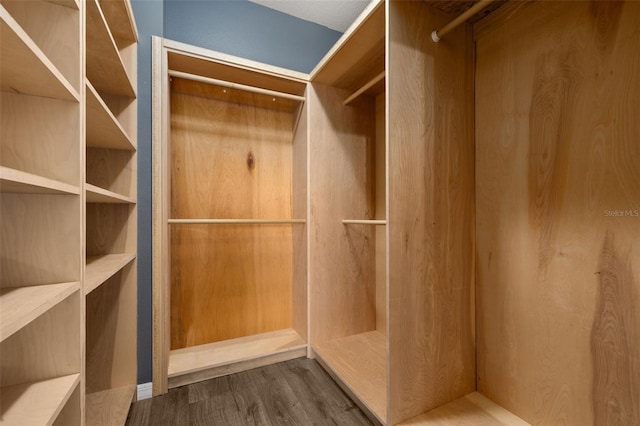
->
85, 79, 136, 151
0, 282, 80, 342
0, 166, 81, 195
86, 384, 136, 426
0, 374, 80, 425
85, 253, 136, 295
85, 183, 136, 204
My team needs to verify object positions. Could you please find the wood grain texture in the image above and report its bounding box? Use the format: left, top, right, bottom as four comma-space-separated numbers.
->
86, 148, 136, 199
86, 80, 136, 151
387, 1, 476, 423
311, 0, 384, 92
313, 331, 387, 423
0, 291, 80, 387
2, 0, 80, 91
1, 92, 80, 186
53, 383, 81, 426
86, 0, 135, 97
86, 204, 136, 255
85, 254, 136, 294
1, 194, 81, 287
86, 385, 136, 426
375, 93, 386, 335
86, 263, 137, 394
425, 0, 507, 24
0, 5, 78, 101
99, 0, 138, 42
170, 77, 294, 348
308, 83, 377, 345
292, 97, 309, 342
167, 49, 307, 98
475, 2, 640, 425
0, 374, 80, 426
86, 183, 136, 204
0, 166, 80, 195
100, 92, 138, 148
0, 281, 79, 341
398, 392, 530, 425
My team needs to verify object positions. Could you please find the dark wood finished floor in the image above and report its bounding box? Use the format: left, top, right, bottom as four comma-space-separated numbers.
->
126, 358, 375, 425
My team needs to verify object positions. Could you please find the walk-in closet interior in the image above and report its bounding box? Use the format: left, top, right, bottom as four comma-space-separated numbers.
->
1, 0, 638, 424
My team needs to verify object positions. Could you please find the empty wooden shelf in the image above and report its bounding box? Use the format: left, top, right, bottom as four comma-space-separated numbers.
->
85, 254, 136, 295
0, 6, 78, 102
86, 385, 137, 426
86, 80, 136, 150
169, 328, 306, 388
86, 0, 135, 97
0, 167, 80, 195
85, 183, 136, 204
0, 374, 80, 426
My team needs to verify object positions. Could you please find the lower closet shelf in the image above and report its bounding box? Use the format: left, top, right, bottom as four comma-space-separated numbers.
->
86, 385, 136, 426
168, 328, 307, 388
0, 373, 80, 426
398, 392, 530, 425
313, 331, 386, 423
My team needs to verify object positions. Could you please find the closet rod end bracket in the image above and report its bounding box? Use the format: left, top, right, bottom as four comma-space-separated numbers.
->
431, 30, 440, 43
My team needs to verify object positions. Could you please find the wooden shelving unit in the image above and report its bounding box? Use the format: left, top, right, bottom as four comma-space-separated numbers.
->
84, 0, 138, 423
0, 0, 82, 423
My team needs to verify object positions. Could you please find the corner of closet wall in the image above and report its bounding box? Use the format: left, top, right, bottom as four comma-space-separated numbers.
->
83, 0, 138, 424
1, 0, 83, 424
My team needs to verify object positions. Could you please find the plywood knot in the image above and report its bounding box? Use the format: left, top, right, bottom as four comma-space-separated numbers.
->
247, 152, 255, 171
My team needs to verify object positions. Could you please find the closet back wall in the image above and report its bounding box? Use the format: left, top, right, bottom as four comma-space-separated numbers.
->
131, 0, 344, 384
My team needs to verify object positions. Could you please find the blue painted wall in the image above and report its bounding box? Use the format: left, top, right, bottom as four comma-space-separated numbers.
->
131, 0, 341, 384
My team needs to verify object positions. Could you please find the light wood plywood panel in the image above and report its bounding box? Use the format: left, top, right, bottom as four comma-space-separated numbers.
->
2, 0, 80, 91
1, 92, 80, 186
86, 184, 136, 204
86, 263, 137, 394
0, 6, 78, 101
86, 0, 135, 97
1, 194, 81, 287
85, 253, 136, 295
167, 49, 307, 98
475, 2, 640, 425
387, 2, 476, 423
169, 328, 305, 378
292, 97, 308, 342
86, 148, 136, 199
0, 291, 80, 387
311, 0, 385, 92
0, 282, 79, 341
86, 385, 136, 426
308, 83, 377, 345
86, 80, 135, 150
52, 384, 81, 426
0, 374, 80, 426
0, 166, 80, 195
100, 93, 138, 148
98, 0, 138, 42
169, 77, 295, 349
86, 203, 136, 256
313, 331, 386, 423
398, 392, 530, 426
374, 93, 386, 335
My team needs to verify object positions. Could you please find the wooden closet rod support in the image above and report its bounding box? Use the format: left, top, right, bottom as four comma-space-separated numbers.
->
431, 0, 495, 42
168, 70, 306, 102
168, 219, 306, 225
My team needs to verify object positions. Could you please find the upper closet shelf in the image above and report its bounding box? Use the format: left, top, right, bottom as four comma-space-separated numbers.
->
86, 80, 136, 150
0, 282, 79, 342
0, 166, 80, 195
45, 0, 80, 10
98, 0, 138, 43
0, 6, 79, 101
86, 0, 136, 98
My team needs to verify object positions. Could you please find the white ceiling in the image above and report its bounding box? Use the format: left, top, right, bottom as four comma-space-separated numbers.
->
249, 0, 371, 33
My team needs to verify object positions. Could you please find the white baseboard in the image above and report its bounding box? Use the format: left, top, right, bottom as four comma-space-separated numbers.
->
137, 382, 153, 401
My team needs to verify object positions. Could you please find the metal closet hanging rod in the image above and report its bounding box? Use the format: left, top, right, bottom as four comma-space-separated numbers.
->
431, 0, 496, 42
168, 70, 306, 102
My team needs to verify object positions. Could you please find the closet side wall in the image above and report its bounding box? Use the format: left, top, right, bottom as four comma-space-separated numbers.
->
387, 2, 475, 423
475, 2, 640, 425
308, 83, 377, 345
